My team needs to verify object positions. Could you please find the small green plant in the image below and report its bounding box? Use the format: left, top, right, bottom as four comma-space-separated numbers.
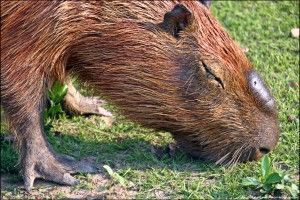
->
242, 155, 299, 198
103, 165, 134, 187
44, 81, 68, 123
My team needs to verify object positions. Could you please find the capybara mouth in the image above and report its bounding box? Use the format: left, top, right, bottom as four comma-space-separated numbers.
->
211, 146, 258, 166
171, 137, 265, 166
197, 146, 268, 165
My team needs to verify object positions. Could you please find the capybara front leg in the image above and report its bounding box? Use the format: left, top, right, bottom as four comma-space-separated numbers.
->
64, 79, 113, 117
1, 79, 98, 191
16, 109, 98, 191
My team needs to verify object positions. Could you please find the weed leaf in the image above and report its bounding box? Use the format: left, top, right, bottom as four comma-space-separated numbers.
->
50, 81, 68, 104
264, 172, 283, 185
242, 177, 260, 187
261, 155, 270, 179
262, 184, 272, 193
45, 81, 68, 121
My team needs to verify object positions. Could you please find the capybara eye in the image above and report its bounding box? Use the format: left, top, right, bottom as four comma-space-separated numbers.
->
202, 62, 224, 89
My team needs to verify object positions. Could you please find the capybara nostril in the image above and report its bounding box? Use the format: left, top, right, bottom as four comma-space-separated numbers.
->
259, 147, 270, 155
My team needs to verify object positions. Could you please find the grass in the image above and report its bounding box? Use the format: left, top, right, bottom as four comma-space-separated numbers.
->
1, 1, 299, 199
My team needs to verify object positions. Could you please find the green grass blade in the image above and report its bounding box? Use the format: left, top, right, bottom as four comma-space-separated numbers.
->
103, 165, 127, 187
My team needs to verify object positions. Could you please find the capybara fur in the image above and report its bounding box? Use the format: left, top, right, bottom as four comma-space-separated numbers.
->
1, 0, 279, 190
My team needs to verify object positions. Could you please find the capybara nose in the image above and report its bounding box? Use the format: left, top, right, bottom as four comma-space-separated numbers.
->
259, 147, 270, 154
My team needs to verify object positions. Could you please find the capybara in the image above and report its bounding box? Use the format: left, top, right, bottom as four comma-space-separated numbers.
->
1, 0, 279, 190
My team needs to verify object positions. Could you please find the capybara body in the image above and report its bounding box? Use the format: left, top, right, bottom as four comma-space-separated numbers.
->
1, 1, 279, 190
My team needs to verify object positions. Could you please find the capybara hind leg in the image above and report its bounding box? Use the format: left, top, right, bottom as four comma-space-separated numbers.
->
64, 80, 114, 122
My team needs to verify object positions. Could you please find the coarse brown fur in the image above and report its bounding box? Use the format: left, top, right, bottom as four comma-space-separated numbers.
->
1, 0, 279, 190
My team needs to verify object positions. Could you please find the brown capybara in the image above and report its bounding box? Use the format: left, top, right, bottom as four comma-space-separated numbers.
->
1, 0, 279, 191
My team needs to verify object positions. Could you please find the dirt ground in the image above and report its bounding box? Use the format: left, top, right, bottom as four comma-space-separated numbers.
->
1, 173, 137, 199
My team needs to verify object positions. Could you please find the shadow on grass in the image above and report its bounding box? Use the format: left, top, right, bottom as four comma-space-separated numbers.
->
1, 127, 218, 176
49, 130, 217, 174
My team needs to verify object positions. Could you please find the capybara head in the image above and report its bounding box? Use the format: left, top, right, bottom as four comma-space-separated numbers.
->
70, 1, 279, 165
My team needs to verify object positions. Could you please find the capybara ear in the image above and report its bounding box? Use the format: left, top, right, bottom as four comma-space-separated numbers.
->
161, 4, 192, 38
199, 0, 211, 8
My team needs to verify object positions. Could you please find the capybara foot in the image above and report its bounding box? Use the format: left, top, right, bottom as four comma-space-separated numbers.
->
65, 93, 115, 127
81, 96, 112, 117
22, 149, 98, 191
64, 80, 113, 117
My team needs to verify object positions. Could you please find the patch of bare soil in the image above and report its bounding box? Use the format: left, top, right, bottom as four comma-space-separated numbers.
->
1, 173, 136, 199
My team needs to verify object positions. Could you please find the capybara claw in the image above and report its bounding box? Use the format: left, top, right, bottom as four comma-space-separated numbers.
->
21, 149, 99, 190
61, 173, 80, 186
22, 164, 78, 191
24, 175, 35, 192
97, 107, 113, 117
23, 171, 78, 192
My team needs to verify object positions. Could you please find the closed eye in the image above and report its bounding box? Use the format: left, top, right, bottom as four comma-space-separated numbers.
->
202, 61, 225, 89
